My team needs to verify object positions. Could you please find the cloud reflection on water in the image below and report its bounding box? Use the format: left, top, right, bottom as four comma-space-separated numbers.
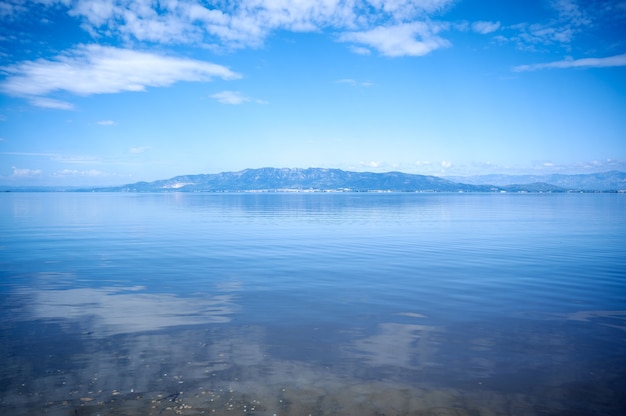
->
348, 322, 441, 369
17, 274, 235, 336
4, 279, 625, 415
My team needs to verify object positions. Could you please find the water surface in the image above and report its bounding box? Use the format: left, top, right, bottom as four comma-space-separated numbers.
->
1, 193, 625, 415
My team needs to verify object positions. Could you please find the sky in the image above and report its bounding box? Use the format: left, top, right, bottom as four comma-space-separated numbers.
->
1, 0, 625, 186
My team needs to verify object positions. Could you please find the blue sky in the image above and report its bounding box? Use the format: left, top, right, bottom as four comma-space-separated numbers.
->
1, 0, 625, 186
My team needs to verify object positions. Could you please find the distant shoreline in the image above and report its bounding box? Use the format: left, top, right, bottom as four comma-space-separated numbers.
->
2, 168, 626, 193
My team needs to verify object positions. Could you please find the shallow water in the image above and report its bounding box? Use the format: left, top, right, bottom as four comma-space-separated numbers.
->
1, 192, 625, 415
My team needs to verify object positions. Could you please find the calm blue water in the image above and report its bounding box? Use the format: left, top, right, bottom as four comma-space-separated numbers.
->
1, 192, 625, 415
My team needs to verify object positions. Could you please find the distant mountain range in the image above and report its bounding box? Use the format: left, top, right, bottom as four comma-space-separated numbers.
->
3, 168, 624, 193
445, 171, 626, 192
83, 168, 625, 193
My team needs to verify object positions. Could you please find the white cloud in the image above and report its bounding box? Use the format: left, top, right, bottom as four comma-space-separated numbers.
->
441, 160, 452, 169
97, 119, 117, 126
12, 166, 42, 177
513, 53, 626, 71
339, 22, 450, 57
513, 22, 577, 46
0, 44, 241, 108
129, 146, 151, 154
0, 0, 27, 18
527, 158, 626, 173
551, 0, 591, 27
360, 161, 380, 168
211, 90, 250, 105
503, 0, 598, 50
51, 154, 100, 164
364, 0, 453, 20
2, 151, 57, 158
29, 97, 75, 110
66, 0, 117, 26
6, 1, 456, 58
58, 0, 358, 47
336, 78, 358, 86
2, 151, 100, 164
349, 45, 372, 55
472, 21, 501, 34
53, 169, 106, 177
210, 90, 266, 105
336, 79, 373, 87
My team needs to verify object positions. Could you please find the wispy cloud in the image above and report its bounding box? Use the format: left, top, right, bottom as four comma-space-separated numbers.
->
336, 79, 374, 87
527, 159, 626, 173
53, 169, 107, 177
552, 0, 591, 27
129, 146, 151, 154
2, 151, 100, 164
349, 46, 372, 55
509, 22, 576, 47
0, 1, 26, 18
502, 0, 598, 50
472, 21, 501, 34
51, 154, 101, 164
0, 44, 241, 109
415, 160, 432, 167
29, 97, 75, 110
441, 160, 452, 169
513, 53, 626, 71
2, 151, 58, 158
211, 90, 266, 105
567, 159, 624, 172
364, 0, 453, 19
339, 22, 450, 57
97, 120, 117, 126
360, 161, 381, 168
62, 0, 455, 50
12, 166, 42, 177
5, 1, 456, 58
211, 90, 250, 105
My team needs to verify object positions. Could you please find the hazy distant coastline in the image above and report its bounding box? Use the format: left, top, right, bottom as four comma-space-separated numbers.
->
3, 168, 625, 193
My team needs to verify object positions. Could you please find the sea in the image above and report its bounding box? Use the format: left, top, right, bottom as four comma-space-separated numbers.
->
1, 192, 625, 415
